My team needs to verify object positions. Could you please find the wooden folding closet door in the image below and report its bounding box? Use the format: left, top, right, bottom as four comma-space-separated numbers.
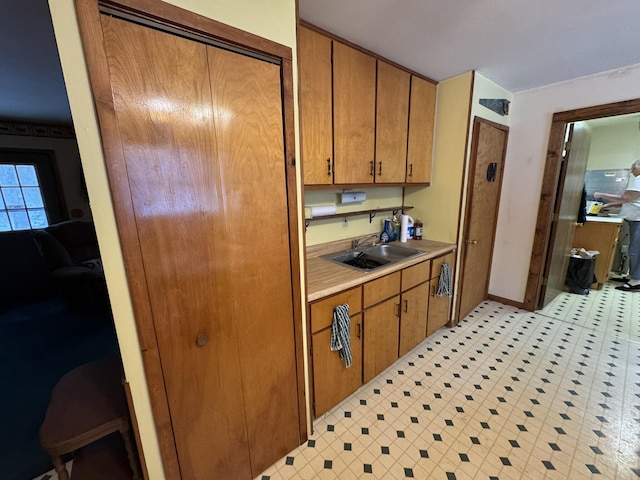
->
98, 13, 300, 480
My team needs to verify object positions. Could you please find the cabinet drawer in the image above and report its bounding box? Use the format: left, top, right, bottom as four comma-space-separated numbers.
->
363, 271, 401, 308
310, 286, 362, 333
431, 251, 456, 280
401, 260, 430, 291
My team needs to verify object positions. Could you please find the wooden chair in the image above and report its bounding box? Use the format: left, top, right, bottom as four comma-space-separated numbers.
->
39, 355, 140, 480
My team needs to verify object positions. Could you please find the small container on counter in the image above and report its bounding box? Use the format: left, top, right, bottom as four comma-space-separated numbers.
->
414, 218, 423, 240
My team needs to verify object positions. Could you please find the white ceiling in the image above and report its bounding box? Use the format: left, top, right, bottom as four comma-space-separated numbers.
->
2, 1, 640, 125
299, 0, 640, 92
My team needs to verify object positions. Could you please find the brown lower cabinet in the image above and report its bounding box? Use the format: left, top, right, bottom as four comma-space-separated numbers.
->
310, 252, 455, 418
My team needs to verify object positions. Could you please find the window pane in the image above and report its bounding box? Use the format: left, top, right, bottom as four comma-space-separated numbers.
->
0, 192, 4, 209
23, 187, 44, 208
8, 209, 30, 230
0, 211, 10, 232
0, 165, 19, 186
2, 187, 25, 208
17, 165, 39, 186
28, 208, 48, 228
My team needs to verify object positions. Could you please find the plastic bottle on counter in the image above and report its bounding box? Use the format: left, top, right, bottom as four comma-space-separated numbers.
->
414, 218, 423, 240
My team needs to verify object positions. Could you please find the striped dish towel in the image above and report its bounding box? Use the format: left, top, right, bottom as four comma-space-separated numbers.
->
436, 262, 453, 297
330, 303, 352, 368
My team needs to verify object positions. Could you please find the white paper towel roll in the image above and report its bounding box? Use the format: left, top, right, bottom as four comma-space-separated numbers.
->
400, 214, 414, 242
309, 204, 337, 217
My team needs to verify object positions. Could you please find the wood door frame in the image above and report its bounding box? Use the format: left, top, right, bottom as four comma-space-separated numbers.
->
74, 0, 307, 477
524, 97, 640, 311
455, 116, 509, 322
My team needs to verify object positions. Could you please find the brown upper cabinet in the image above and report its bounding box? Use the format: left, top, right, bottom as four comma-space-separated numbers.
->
299, 26, 333, 185
375, 61, 410, 183
407, 76, 437, 183
298, 24, 437, 187
333, 41, 377, 184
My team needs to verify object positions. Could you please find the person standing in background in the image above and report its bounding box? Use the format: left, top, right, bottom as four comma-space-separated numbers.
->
595, 159, 640, 291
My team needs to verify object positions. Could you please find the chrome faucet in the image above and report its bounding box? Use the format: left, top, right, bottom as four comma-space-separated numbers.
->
352, 233, 380, 250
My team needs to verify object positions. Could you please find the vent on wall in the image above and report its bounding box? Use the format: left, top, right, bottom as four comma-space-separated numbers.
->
479, 98, 510, 116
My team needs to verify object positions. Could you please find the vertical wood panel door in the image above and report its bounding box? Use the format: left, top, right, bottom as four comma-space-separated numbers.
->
457, 119, 508, 320
363, 296, 400, 383
102, 15, 299, 480
375, 61, 410, 183
406, 76, 437, 183
299, 26, 333, 185
333, 42, 376, 185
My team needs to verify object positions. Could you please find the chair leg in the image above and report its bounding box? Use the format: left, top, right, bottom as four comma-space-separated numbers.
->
120, 422, 141, 480
51, 454, 70, 480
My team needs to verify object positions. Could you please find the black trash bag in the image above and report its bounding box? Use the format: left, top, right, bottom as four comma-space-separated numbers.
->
565, 257, 597, 295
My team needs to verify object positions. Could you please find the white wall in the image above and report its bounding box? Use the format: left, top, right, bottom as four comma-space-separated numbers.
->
489, 63, 640, 302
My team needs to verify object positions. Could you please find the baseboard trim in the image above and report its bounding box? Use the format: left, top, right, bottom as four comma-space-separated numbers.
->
487, 294, 528, 311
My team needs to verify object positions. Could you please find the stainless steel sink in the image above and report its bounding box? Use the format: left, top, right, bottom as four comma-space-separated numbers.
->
321, 243, 424, 272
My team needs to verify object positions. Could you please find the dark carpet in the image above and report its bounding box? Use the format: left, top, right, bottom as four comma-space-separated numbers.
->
0, 298, 119, 480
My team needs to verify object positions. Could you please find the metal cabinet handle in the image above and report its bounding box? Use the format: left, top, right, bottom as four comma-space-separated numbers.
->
356, 323, 361, 339
395, 303, 401, 317
378, 161, 383, 176
327, 157, 332, 176
404, 299, 408, 313
408, 163, 413, 177
369, 161, 375, 176
196, 333, 209, 347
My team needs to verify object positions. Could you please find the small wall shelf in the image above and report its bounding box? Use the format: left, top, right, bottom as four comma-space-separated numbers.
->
305, 205, 413, 229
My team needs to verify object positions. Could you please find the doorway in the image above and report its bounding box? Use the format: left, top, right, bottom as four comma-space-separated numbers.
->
525, 98, 640, 310
457, 117, 509, 320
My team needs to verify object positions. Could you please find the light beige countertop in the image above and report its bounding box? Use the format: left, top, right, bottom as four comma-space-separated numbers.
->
306, 238, 456, 302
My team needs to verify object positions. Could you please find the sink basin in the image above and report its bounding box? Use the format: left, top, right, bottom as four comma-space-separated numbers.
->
362, 244, 423, 260
321, 243, 424, 272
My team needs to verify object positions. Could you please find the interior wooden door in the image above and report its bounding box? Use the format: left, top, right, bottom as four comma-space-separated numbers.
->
539, 123, 591, 307
375, 61, 410, 183
457, 119, 508, 320
333, 42, 376, 185
101, 14, 300, 480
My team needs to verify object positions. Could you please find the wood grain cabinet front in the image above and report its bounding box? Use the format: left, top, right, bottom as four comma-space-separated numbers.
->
375, 61, 410, 184
299, 26, 333, 186
399, 260, 430, 356
406, 75, 437, 184
333, 41, 377, 185
310, 286, 363, 417
427, 252, 456, 336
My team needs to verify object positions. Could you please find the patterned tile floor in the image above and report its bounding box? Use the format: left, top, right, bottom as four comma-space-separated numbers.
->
256, 281, 640, 480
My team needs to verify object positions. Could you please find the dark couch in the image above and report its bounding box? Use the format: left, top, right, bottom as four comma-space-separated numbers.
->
0, 220, 109, 312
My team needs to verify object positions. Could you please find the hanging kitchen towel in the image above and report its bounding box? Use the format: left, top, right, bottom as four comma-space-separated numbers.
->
436, 262, 452, 297
330, 303, 352, 368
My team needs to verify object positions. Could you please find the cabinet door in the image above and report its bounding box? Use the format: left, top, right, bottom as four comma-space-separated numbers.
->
427, 280, 451, 336
399, 282, 429, 356
333, 42, 376, 184
363, 296, 400, 383
312, 313, 363, 417
375, 61, 410, 183
406, 76, 436, 183
299, 26, 333, 185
